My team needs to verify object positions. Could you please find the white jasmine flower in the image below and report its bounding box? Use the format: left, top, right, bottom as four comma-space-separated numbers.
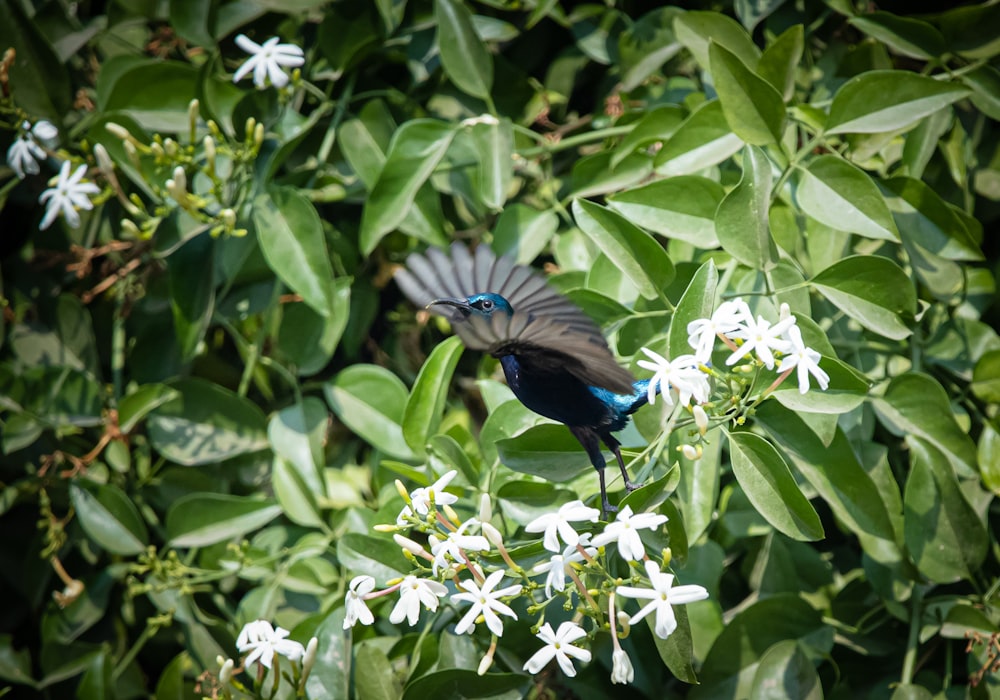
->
523, 621, 591, 677
233, 34, 304, 89
38, 161, 100, 230
725, 313, 795, 370
451, 569, 522, 637
7, 121, 46, 179
343, 575, 376, 629
397, 469, 459, 524
389, 575, 448, 626
525, 500, 600, 553
616, 560, 709, 639
592, 505, 668, 561
236, 620, 305, 669
636, 349, 709, 407
611, 648, 635, 684
429, 520, 490, 574
687, 298, 750, 362
778, 324, 830, 393
532, 536, 595, 598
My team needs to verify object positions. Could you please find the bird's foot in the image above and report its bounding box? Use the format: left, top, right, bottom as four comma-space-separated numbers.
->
624, 480, 641, 494
601, 499, 618, 520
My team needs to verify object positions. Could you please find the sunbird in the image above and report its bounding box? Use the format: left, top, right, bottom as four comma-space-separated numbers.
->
395, 243, 655, 515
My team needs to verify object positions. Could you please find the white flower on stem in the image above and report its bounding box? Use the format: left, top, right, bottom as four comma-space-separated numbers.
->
236, 620, 305, 669
452, 569, 522, 636
592, 505, 668, 562
616, 560, 709, 639
687, 298, 750, 362
778, 324, 830, 393
233, 34, 304, 89
389, 575, 448, 626
38, 161, 100, 230
636, 349, 709, 407
7, 120, 56, 179
429, 520, 489, 574
523, 621, 592, 677
343, 575, 376, 629
397, 469, 459, 524
525, 500, 600, 553
532, 537, 595, 598
611, 649, 635, 684
725, 313, 795, 370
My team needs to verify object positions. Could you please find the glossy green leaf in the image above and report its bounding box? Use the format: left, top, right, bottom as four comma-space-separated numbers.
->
716, 145, 778, 269
673, 10, 761, 71
118, 384, 179, 434
810, 255, 915, 340
403, 670, 528, 699
880, 176, 984, 261
972, 349, 1000, 404
166, 494, 280, 547
961, 65, 1000, 121
303, 608, 350, 699
356, 643, 401, 700
607, 176, 724, 249
359, 120, 455, 254
147, 378, 268, 466
253, 186, 335, 318
709, 42, 786, 145
755, 402, 900, 565
26, 367, 103, 428
676, 428, 722, 544
651, 604, 698, 683
572, 198, 674, 300
758, 24, 804, 101
0, 1, 71, 120
871, 373, 978, 478
75, 650, 112, 700
728, 431, 824, 541
468, 117, 513, 210
435, 0, 493, 99
272, 456, 324, 528
938, 2, 1000, 59
668, 259, 718, 360
278, 277, 352, 375
497, 480, 579, 525
338, 534, 409, 583
268, 397, 328, 497
324, 364, 415, 461
750, 640, 822, 700
977, 422, 1000, 496
492, 204, 558, 264
102, 61, 200, 132
168, 232, 215, 361
496, 424, 591, 482
402, 336, 464, 455
612, 105, 686, 168
849, 12, 945, 60
772, 356, 869, 414
903, 438, 988, 582
618, 7, 684, 91
796, 156, 899, 241
568, 151, 653, 199
826, 71, 970, 135
655, 100, 743, 176
69, 482, 148, 556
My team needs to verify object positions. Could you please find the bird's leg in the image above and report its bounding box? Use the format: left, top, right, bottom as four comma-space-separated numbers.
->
603, 434, 640, 494
570, 426, 616, 518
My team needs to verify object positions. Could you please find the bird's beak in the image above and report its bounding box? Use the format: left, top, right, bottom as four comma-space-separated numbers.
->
428, 297, 472, 316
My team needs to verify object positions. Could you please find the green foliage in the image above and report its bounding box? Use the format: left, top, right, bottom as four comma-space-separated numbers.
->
1, 0, 999, 698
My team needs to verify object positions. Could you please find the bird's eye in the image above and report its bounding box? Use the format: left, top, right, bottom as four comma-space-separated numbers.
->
481, 299, 493, 310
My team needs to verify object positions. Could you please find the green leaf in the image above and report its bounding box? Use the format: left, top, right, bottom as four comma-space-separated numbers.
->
102, 61, 200, 132
268, 397, 328, 498
468, 118, 513, 210
402, 336, 464, 456
972, 350, 1000, 405
612, 105, 686, 168
278, 277, 352, 375
356, 643, 401, 700
880, 177, 984, 261
166, 494, 281, 548
667, 260, 718, 360
772, 356, 869, 414
961, 65, 1000, 121
572, 199, 674, 300
735, 0, 787, 32
716, 145, 778, 269
750, 640, 823, 700
497, 480, 578, 525
903, 438, 988, 582
435, 0, 493, 99
849, 12, 946, 60
796, 156, 899, 241
403, 670, 528, 699
118, 384, 179, 434
977, 423, 1000, 495
26, 367, 103, 429
654, 100, 743, 176
0, 634, 35, 687
168, 232, 215, 361
826, 71, 970, 135
324, 365, 415, 461
359, 120, 455, 254
568, 151, 653, 199
618, 7, 684, 91
938, 2, 1000, 59
69, 482, 148, 556
673, 10, 761, 71
253, 186, 335, 318
810, 255, 915, 340
727, 432, 825, 541
758, 24, 804, 101
302, 608, 350, 699
338, 534, 409, 583
607, 176, 724, 249
496, 424, 591, 482
492, 204, 558, 265
709, 42, 786, 145
147, 378, 268, 466
75, 650, 112, 700
871, 373, 978, 478
0, 1, 71, 120
651, 604, 699, 683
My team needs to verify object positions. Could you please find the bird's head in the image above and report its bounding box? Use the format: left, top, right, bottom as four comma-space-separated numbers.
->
428, 293, 514, 319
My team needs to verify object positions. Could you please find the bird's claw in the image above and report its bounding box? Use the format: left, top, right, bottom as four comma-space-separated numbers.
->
624, 480, 641, 494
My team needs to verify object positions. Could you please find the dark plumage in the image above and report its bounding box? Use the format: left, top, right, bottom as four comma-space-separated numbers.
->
395, 243, 654, 515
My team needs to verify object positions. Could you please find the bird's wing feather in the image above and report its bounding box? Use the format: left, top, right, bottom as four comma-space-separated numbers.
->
395, 243, 635, 393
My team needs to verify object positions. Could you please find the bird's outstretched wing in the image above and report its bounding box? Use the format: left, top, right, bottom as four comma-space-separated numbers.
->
395, 243, 635, 394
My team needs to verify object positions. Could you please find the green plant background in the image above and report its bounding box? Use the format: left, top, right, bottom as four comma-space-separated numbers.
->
0, 0, 998, 698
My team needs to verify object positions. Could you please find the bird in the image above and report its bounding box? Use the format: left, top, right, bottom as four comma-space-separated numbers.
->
395, 242, 655, 516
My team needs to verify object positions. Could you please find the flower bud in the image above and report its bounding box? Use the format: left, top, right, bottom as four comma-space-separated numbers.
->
120, 219, 141, 238
692, 405, 708, 436
302, 637, 318, 677
93, 143, 114, 174
254, 122, 264, 148
105, 122, 132, 141
611, 649, 634, 684
479, 493, 492, 523
393, 534, 427, 556
681, 444, 698, 460
219, 658, 234, 685
477, 651, 494, 676
442, 503, 461, 526
372, 523, 398, 532
203, 135, 216, 171
616, 611, 631, 637
163, 138, 178, 156
481, 521, 504, 547
221, 208, 236, 229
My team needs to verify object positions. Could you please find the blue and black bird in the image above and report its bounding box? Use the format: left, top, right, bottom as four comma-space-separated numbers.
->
395, 243, 654, 516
